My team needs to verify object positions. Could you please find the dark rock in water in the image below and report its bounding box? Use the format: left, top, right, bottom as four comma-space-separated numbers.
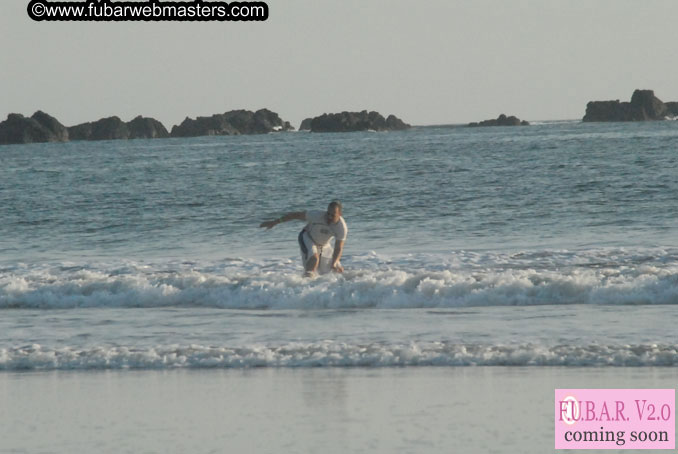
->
69, 115, 169, 141
0, 114, 50, 144
225, 108, 294, 134
170, 109, 293, 137
222, 110, 257, 134
91, 117, 130, 140
68, 116, 130, 141
386, 114, 410, 130
663, 102, 678, 117
299, 118, 313, 131
31, 111, 69, 142
0, 112, 69, 144
307, 110, 410, 132
127, 116, 169, 139
468, 114, 529, 127
171, 114, 238, 137
583, 100, 631, 122
630, 89, 666, 119
67, 122, 93, 141
583, 89, 676, 122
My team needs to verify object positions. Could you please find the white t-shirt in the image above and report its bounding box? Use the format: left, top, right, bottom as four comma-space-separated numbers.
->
304, 210, 348, 246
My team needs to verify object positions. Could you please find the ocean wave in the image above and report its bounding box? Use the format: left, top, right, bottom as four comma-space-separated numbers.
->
1, 342, 676, 370
2, 249, 678, 309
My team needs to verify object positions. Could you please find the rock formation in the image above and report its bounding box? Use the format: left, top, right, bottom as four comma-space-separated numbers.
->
68, 115, 169, 141
1, 109, 293, 145
468, 114, 529, 127
170, 109, 293, 137
583, 89, 678, 122
68, 116, 130, 141
0, 111, 69, 144
386, 114, 410, 130
299, 118, 313, 131
304, 111, 410, 132
170, 114, 238, 137
127, 116, 170, 139
32, 111, 69, 142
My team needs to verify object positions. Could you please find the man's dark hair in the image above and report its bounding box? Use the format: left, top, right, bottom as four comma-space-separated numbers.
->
328, 200, 343, 213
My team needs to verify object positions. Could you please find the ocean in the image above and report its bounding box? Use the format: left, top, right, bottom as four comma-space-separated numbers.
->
1, 121, 677, 453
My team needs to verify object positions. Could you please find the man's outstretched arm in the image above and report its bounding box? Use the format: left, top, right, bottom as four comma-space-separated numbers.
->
260, 211, 306, 229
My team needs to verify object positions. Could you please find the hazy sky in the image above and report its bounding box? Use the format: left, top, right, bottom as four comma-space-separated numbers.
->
2, 0, 677, 128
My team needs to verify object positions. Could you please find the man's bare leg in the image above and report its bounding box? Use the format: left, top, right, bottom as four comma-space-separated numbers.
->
305, 254, 320, 275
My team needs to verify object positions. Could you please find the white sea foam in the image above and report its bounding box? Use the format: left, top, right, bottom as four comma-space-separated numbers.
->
1, 342, 675, 370
2, 249, 678, 309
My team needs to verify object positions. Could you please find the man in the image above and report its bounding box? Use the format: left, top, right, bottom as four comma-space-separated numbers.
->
260, 201, 347, 276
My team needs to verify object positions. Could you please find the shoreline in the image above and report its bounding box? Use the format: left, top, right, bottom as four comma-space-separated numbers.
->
2, 367, 675, 453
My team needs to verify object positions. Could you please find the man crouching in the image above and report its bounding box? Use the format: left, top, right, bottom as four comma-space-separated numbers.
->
260, 200, 347, 276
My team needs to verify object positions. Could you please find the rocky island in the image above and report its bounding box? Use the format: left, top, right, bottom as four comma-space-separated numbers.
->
299, 111, 410, 132
583, 89, 678, 122
468, 114, 529, 127
0, 108, 294, 145
171, 109, 293, 137
0, 111, 69, 144
68, 116, 169, 141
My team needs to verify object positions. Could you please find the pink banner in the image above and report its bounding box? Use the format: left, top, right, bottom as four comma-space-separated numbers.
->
555, 389, 675, 449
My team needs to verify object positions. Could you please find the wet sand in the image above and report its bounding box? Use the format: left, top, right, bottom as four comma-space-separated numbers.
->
1, 367, 676, 453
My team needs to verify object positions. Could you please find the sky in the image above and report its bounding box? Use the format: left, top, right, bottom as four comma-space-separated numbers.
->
2, 0, 677, 129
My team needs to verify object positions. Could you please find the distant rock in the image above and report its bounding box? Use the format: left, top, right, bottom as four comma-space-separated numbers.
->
0, 111, 69, 144
170, 109, 293, 138
68, 116, 171, 141
631, 89, 666, 119
0, 114, 52, 144
170, 114, 238, 137
68, 116, 130, 141
66, 122, 93, 141
305, 110, 411, 132
468, 114, 529, 127
299, 118, 313, 131
32, 111, 69, 142
226, 109, 293, 134
127, 116, 170, 139
663, 102, 678, 117
386, 114, 410, 130
583, 89, 677, 122
1, 108, 293, 145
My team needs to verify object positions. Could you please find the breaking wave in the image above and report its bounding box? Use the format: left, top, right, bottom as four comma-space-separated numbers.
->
2, 342, 676, 370
2, 248, 678, 309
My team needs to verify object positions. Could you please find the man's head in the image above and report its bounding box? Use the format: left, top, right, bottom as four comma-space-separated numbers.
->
326, 200, 343, 224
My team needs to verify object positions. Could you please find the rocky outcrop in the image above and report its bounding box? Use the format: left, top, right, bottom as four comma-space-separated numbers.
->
32, 111, 69, 142
663, 102, 678, 117
170, 114, 238, 137
583, 89, 678, 122
65, 122, 93, 141
305, 110, 411, 132
468, 114, 529, 127
299, 118, 313, 131
0, 111, 69, 144
1, 109, 294, 145
127, 116, 170, 139
224, 109, 293, 134
67, 115, 169, 141
68, 116, 130, 141
386, 114, 410, 130
170, 109, 293, 137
